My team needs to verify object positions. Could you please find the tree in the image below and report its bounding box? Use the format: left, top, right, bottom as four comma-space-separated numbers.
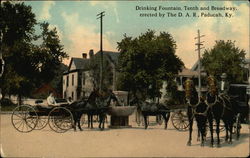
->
201, 40, 246, 83
33, 22, 68, 84
89, 52, 114, 91
0, 1, 68, 103
117, 30, 184, 101
0, 1, 37, 101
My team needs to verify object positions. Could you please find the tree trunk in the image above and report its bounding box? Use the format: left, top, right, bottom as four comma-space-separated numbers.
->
18, 94, 22, 105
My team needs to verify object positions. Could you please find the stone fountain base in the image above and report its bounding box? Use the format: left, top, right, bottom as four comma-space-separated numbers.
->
109, 116, 131, 128
107, 106, 136, 129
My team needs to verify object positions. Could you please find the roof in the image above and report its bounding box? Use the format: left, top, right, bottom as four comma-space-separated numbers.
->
68, 57, 90, 71
244, 58, 250, 64
66, 50, 120, 73
33, 84, 61, 97
178, 67, 198, 77
95, 51, 120, 65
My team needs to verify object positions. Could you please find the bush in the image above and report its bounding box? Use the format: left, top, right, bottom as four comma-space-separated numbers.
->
0, 98, 16, 107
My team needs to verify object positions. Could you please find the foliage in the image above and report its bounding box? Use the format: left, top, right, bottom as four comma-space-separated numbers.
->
0, 1, 68, 102
117, 30, 184, 100
201, 40, 246, 83
32, 22, 68, 84
89, 53, 114, 91
0, 98, 16, 107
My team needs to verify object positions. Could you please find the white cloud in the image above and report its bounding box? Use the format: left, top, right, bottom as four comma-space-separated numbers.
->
38, 1, 55, 20
61, 12, 116, 65
90, 1, 120, 23
169, 2, 249, 68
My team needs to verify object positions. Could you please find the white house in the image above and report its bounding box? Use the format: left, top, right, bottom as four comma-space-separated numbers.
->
62, 50, 120, 101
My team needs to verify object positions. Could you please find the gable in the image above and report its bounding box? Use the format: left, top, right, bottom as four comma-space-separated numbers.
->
70, 61, 76, 71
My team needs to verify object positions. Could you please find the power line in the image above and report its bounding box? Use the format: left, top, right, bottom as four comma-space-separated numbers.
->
97, 11, 105, 91
195, 29, 205, 100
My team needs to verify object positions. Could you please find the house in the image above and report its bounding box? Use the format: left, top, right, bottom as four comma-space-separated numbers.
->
33, 84, 61, 98
62, 50, 120, 101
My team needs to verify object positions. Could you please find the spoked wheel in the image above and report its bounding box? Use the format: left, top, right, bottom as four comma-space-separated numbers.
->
48, 107, 74, 133
80, 114, 86, 128
156, 115, 163, 125
135, 110, 142, 126
11, 105, 38, 133
93, 115, 99, 122
171, 110, 189, 131
35, 116, 48, 130
233, 113, 241, 139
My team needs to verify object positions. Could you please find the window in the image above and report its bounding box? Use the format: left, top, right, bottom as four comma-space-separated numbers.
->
64, 91, 66, 99
66, 76, 69, 87
72, 92, 74, 100
72, 74, 74, 86
82, 72, 85, 85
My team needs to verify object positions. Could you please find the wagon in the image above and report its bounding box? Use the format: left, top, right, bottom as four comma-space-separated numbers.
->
135, 104, 190, 131
11, 102, 74, 133
134, 103, 239, 133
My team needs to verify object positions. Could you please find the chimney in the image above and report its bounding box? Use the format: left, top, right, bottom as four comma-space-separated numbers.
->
82, 53, 87, 59
89, 49, 94, 58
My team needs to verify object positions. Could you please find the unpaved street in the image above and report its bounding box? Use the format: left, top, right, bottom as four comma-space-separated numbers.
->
0, 113, 249, 157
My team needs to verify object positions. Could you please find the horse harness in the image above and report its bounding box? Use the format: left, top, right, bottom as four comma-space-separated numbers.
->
187, 99, 210, 121
205, 92, 233, 119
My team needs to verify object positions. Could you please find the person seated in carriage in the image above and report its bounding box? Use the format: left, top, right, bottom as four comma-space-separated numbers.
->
47, 91, 57, 106
218, 73, 230, 96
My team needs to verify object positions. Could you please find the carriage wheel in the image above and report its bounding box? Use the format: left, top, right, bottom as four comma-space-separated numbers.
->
48, 107, 73, 133
11, 105, 38, 133
205, 120, 225, 132
80, 114, 86, 127
233, 113, 241, 139
213, 121, 225, 132
156, 115, 163, 125
35, 116, 48, 130
93, 115, 99, 122
171, 110, 189, 131
235, 113, 241, 139
135, 111, 142, 126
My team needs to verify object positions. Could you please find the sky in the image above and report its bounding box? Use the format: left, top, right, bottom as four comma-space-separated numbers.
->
25, 0, 249, 68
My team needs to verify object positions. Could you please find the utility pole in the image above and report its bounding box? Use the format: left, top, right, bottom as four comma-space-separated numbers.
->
97, 11, 105, 91
195, 29, 205, 100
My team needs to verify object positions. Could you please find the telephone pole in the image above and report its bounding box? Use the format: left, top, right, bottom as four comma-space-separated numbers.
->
195, 29, 205, 100
97, 11, 105, 91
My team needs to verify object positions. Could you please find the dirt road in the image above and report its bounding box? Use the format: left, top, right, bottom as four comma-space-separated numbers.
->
0, 113, 249, 157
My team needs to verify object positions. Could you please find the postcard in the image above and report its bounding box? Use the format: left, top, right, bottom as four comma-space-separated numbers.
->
0, 0, 249, 157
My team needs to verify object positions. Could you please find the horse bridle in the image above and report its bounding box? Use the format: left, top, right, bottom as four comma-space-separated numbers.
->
205, 92, 218, 107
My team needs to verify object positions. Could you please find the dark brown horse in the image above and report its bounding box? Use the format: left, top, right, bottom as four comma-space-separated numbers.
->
205, 76, 235, 147
184, 78, 213, 146
67, 90, 117, 131
85, 90, 118, 130
130, 98, 170, 130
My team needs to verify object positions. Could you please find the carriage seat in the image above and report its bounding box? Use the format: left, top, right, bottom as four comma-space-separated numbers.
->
35, 99, 57, 109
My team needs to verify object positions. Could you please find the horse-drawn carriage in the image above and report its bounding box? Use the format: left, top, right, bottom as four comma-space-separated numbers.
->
11, 90, 120, 133
11, 104, 74, 133
135, 104, 189, 131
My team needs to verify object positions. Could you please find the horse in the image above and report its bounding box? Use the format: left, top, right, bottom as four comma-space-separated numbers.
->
130, 98, 170, 129
85, 89, 118, 130
184, 78, 213, 147
205, 76, 235, 147
61, 99, 87, 131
